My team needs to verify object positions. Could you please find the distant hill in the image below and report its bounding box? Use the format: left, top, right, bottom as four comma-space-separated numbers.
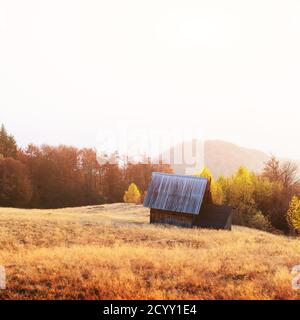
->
163, 140, 299, 178
204, 140, 270, 178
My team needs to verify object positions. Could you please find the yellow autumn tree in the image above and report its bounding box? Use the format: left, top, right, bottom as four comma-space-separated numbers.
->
194, 167, 213, 180
286, 196, 300, 234
123, 183, 141, 204
230, 166, 255, 205
193, 167, 224, 204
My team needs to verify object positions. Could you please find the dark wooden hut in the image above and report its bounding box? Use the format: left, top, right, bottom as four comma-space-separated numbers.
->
143, 172, 232, 230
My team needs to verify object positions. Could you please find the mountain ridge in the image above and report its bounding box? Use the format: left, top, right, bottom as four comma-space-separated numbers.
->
165, 139, 300, 178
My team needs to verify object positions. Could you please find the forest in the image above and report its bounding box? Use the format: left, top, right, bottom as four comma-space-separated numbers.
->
0, 125, 172, 208
0, 124, 299, 235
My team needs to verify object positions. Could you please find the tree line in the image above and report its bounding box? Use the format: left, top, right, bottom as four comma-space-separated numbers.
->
194, 158, 300, 234
0, 124, 172, 209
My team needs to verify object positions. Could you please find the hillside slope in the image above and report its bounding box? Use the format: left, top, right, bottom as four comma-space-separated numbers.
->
0, 204, 299, 300
169, 140, 270, 177
168, 140, 300, 177
205, 140, 270, 177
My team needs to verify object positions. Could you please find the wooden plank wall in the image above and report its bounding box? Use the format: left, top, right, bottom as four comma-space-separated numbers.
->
150, 208, 194, 228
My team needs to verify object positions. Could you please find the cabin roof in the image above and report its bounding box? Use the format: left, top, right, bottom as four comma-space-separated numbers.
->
143, 172, 209, 215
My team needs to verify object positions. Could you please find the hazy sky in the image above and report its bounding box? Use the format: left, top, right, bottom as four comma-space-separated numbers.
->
0, 1, 300, 159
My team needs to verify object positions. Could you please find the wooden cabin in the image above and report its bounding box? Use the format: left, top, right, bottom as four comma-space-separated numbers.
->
143, 172, 232, 230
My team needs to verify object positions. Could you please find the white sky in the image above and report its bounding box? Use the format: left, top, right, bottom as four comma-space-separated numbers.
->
0, 0, 300, 159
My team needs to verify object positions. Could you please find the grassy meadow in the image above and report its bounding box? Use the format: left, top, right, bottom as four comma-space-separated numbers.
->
0, 203, 299, 300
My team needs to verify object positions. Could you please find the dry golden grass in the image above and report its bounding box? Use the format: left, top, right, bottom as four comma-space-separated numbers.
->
0, 203, 299, 300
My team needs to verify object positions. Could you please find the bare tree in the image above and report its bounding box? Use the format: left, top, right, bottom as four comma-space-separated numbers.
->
262, 155, 281, 182
280, 161, 299, 189
263, 156, 299, 189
